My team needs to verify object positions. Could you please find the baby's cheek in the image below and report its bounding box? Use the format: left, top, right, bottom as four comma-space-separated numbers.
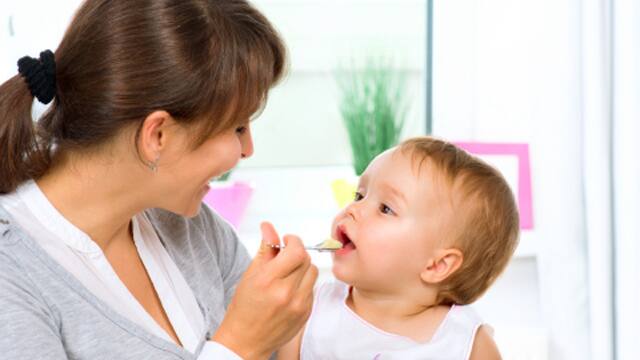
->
360, 243, 393, 271
369, 237, 396, 254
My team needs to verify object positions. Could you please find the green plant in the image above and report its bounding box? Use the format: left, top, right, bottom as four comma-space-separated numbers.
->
336, 56, 409, 176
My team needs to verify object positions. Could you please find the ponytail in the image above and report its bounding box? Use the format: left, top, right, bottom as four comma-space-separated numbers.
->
0, 75, 52, 194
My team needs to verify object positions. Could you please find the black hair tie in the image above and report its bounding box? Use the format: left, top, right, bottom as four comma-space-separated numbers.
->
17, 50, 57, 104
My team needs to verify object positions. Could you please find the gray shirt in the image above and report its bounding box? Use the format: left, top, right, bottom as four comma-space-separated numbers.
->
0, 204, 251, 359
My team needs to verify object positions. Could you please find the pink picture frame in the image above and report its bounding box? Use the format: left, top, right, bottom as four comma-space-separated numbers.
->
454, 142, 533, 230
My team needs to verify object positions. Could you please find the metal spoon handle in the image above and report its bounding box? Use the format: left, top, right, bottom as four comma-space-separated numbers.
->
267, 243, 339, 252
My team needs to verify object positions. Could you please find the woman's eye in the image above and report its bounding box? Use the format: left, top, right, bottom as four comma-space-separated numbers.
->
236, 126, 247, 135
354, 192, 364, 201
380, 204, 395, 215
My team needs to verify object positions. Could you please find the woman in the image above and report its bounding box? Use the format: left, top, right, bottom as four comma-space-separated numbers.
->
0, 1, 317, 359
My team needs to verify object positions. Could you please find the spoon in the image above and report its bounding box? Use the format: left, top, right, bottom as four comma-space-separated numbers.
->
267, 238, 343, 252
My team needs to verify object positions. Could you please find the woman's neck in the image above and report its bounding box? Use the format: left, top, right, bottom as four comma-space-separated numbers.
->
35, 151, 151, 252
347, 285, 451, 343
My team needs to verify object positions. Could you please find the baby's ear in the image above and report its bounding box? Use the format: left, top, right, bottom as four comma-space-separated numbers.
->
420, 248, 463, 284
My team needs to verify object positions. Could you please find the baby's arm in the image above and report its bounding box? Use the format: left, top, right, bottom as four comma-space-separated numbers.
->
469, 326, 502, 360
276, 326, 304, 360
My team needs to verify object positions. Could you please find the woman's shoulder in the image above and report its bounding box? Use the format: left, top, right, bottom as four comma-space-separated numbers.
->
0, 232, 27, 276
0, 212, 56, 315
0, 207, 34, 267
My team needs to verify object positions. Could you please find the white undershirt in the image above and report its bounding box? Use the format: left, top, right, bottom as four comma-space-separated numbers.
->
0, 180, 240, 359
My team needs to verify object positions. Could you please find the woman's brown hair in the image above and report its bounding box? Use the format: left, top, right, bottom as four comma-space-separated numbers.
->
0, 0, 286, 194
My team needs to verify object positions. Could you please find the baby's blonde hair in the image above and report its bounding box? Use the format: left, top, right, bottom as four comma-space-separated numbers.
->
399, 136, 520, 305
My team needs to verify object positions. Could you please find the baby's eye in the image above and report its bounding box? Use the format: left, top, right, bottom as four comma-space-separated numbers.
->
380, 204, 395, 215
354, 192, 364, 201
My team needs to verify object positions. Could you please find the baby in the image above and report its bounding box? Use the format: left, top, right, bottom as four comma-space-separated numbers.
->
279, 136, 519, 359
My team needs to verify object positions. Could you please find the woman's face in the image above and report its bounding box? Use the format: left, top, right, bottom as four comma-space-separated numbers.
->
154, 121, 254, 217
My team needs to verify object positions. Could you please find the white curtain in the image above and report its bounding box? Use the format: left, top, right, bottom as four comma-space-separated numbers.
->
433, 1, 593, 358
432, 0, 637, 358
583, 0, 640, 359
582, 0, 614, 359
611, 0, 640, 359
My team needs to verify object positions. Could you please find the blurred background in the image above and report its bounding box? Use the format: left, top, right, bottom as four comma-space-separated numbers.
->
1, 1, 639, 359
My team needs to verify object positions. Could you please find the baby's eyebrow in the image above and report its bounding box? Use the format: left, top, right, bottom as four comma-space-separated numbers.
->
379, 183, 407, 206
356, 175, 369, 190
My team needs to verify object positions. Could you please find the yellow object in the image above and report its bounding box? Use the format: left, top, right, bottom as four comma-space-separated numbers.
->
319, 238, 343, 250
331, 179, 357, 208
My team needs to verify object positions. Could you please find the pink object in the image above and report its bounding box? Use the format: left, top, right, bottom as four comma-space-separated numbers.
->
454, 142, 534, 230
203, 181, 253, 228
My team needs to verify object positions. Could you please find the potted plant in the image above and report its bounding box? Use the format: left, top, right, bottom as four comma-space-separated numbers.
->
336, 55, 409, 176
203, 170, 253, 229
332, 56, 410, 206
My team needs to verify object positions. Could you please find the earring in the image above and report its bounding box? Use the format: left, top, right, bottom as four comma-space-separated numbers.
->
148, 156, 160, 172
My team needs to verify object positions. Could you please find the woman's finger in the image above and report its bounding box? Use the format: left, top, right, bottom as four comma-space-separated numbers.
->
288, 264, 318, 321
268, 235, 310, 278
280, 245, 312, 290
260, 222, 280, 247
297, 263, 318, 297
254, 222, 281, 263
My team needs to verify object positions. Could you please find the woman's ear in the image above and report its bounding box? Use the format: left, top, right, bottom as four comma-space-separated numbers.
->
420, 248, 463, 284
138, 110, 173, 163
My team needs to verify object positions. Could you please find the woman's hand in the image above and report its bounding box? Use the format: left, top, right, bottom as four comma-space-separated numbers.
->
212, 222, 318, 360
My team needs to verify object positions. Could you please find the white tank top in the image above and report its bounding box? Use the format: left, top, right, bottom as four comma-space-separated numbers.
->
300, 281, 485, 360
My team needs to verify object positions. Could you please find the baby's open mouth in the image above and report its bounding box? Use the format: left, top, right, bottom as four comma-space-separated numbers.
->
336, 226, 356, 251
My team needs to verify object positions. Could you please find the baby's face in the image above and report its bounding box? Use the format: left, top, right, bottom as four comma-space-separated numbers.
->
331, 149, 454, 293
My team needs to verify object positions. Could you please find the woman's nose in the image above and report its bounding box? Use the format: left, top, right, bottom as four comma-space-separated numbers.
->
240, 127, 254, 159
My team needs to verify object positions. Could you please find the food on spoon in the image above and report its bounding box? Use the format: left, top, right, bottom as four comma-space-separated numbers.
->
319, 237, 343, 250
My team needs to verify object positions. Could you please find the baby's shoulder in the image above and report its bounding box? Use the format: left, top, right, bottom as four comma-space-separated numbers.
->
437, 304, 484, 337
431, 304, 488, 349
449, 304, 483, 324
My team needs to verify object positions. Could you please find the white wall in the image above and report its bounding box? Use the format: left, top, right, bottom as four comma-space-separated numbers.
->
0, 0, 82, 118
245, 0, 427, 167
0, 1, 81, 81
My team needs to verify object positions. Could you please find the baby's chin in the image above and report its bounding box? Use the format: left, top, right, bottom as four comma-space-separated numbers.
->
331, 261, 374, 288
331, 262, 354, 284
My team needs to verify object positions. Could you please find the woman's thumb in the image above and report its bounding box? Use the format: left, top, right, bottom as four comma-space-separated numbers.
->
256, 221, 280, 261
